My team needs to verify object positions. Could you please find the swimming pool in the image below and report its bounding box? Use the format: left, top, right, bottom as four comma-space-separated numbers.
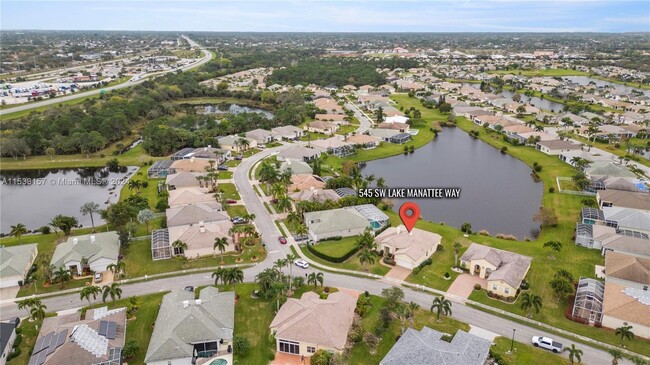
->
208, 359, 228, 365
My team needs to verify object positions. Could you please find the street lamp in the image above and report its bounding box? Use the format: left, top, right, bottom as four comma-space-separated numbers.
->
509, 328, 516, 354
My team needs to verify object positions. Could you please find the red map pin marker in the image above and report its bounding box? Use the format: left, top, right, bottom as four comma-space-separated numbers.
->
399, 202, 420, 233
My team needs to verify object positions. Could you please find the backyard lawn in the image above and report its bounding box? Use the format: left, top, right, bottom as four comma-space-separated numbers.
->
311, 236, 358, 258
233, 284, 276, 364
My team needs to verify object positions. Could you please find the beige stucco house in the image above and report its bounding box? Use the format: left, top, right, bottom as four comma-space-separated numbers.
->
375, 225, 441, 269
460, 243, 532, 298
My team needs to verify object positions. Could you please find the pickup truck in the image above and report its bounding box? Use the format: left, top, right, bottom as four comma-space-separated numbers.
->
531, 336, 563, 353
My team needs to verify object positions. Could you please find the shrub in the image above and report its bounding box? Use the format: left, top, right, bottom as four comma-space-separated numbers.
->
307, 243, 359, 263
474, 284, 482, 291
500, 146, 507, 153
233, 336, 251, 357
382, 256, 396, 265
156, 199, 169, 211
268, 352, 275, 361
520, 280, 530, 290
310, 350, 331, 365
478, 229, 491, 236
141, 181, 149, 188
413, 267, 421, 274
122, 340, 140, 359
534, 164, 543, 172
6, 348, 21, 361
39, 226, 51, 234
13, 333, 22, 347
549, 187, 555, 193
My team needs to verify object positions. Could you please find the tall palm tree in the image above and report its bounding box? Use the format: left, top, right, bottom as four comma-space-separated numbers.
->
172, 240, 187, 256
213, 237, 229, 263
358, 248, 376, 266
285, 254, 297, 292
127, 179, 142, 192
286, 211, 302, 226
564, 344, 583, 364
114, 261, 126, 279
307, 272, 324, 289
376, 177, 386, 188
270, 281, 287, 312
519, 292, 543, 318
30, 303, 47, 322
80, 202, 100, 232
255, 268, 280, 293
295, 224, 309, 238
271, 183, 287, 200
453, 242, 462, 268
225, 267, 244, 289
608, 349, 623, 365
430, 295, 452, 321
17, 297, 41, 317
10, 223, 28, 244
276, 196, 293, 213
408, 301, 420, 327
615, 325, 635, 347
543, 240, 563, 260
53, 267, 72, 288
80, 285, 102, 305
212, 268, 226, 285
274, 258, 287, 274
102, 283, 122, 303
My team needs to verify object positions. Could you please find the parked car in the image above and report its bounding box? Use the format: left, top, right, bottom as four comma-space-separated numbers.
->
231, 216, 248, 224
258, 144, 266, 149
226, 199, 237, 204
94, 272, 103, 283
184, 286, 194, 292
217, 165, 229, 171
531, 336, 563, 353
295, 259, 309, 269
234, 155, 243, 160
278, 236, 288, 245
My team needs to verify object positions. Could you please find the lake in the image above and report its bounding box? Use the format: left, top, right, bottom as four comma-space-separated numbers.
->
0, 166, 138, 234
198, 103, 274, 119
462, 83, 564, 112
362, 127, 544, 239
548, 76, 650, 97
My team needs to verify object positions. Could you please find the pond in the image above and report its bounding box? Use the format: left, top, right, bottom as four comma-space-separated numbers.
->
362, 127, 543, 239
198, 103, 274, 119
462, 83, 564, 112
547, 76, 650, 97
0, 166, 138, 234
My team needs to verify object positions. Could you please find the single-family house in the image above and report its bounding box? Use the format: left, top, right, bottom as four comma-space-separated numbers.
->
217, 135, 258, 152
310, 138, 355, 158
346, 134, 380, 149
245, 128, 276, 144
0, 244, 38, 289
375, 225, 442, 269
168, 187, 214, 208
585, 162, 637, 179
166, 202, 228, 228
598, 189, 650, 211
602, 281, 650, 339
605, 251, 650, 290
145, 288, 234, 365
28, 306, 126, 365
280, 159, 313, 175
306, 121, 338, 135
272, 126, 305, 141
535, 140, 581, 155
169, 158, 212, 174
270, 291, 356, 357
378, 122, 410, 132
277, 146, 321, 162
460, 243, 532, 298
167, 221, 234, 259
288, 174, 326, 192
380, 327, 491, 365
166, 171, 204, 190
289, 188, 341, 203
0, 320, 17, 365
51, 232, 120, 276
304, 205, 389, 241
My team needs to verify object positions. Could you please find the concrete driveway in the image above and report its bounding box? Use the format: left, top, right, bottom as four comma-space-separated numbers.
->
384, 266, 412, 282
447, 274, 486, 299
0, 286, 20, 301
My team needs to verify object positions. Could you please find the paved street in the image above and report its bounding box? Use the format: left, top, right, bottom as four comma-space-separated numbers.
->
0, 35, 212, 116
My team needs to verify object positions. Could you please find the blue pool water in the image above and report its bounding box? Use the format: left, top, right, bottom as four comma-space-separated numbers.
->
209, 359, 228, 365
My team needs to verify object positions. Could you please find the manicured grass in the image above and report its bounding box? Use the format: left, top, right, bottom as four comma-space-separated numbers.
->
225, 204, 248, 219
6, 315, 53, 365
298, 244, 390, 276
492, 337, 570, 365
335, 124, 358, 136
567, 133, 650, 169
0, 143, 161, 171
347, 294, 470, 364
121, 236, 265, 278
488, 68, 589, 77
218, 170, 234, 179
225, 159, 241, 167
119, 165, 166, 211
242, 148, 261, 158
311, 236, 358, 259
218, 183, 241, 200
233, 283, 277, 364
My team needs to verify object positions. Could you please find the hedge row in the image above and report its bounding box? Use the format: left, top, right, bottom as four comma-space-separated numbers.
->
307, 243, 359, 263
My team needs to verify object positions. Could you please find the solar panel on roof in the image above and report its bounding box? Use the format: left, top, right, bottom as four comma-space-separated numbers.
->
98, 320, 109, 336
55, 329, 68, 348
106, 322, 117, 340
32, 336, 46, 355
28, 354, 39, 365
35, 350, 48, 365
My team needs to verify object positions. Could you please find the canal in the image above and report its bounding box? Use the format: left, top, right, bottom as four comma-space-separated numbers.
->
362, 127, 544, 239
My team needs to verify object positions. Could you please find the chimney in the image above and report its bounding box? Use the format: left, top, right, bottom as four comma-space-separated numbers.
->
90, 235, 96, 244
195, 299, 202, 306
73, 238, 79, 245
183, 300, 189, 308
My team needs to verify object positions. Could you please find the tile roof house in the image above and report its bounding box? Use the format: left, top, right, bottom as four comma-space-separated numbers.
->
601, 282, 650, 339
271, 126, 305, 141
145, 288, 235, 365
30, 306, 126, 365
167, 220, 234, 259
51, 232, 120, 276
380, 327, 491, 365
306, 121, 338, 135
245, 128, 276, 144
585, 162, 637, 179
288, 174, 326, 192
0, 243, 38, 289
460, 243, 532, 298
168, 187, 214, 208
170, 158, 212, 174
289, 188, 341, 203
346, 134, 381, 149
165, 171, 204, 190
280, 159, 313, 175
605, 251, 650, 290
270, 291, 356, 356
165, 202, 228, 228
217, 135, 258, 152
375, 225, 442, 269
304, 207, 369, 241
598, 189, 650, 211
0, 320, 17, 365
277, 146, 321, 162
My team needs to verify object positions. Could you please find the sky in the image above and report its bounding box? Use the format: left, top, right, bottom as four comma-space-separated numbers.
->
1, 1, 649, 33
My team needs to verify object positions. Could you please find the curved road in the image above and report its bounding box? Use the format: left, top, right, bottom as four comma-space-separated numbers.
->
0, 35, 212, 117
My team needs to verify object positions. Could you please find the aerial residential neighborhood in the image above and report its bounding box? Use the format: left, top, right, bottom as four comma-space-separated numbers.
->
1, 1, 650, 365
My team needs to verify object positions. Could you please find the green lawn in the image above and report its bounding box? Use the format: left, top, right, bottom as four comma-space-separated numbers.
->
492, 337, 570, 365
233, 284, 276, 364
488, 68, 589, 77
335, 124, 359, 136
298, 244, 390, 276
567, 133, 650, 169
218, 170, 234, 179
119, 165, 166, 211
218, 183, 241, 200
311, 236, 358, 258
225, 159, 241, 167
225, 204, 248, 219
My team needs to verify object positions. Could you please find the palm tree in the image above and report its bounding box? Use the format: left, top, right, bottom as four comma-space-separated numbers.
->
270, 281, 287, 312
80, 202, 100, 232
271, 183, 287, 200
307, 272, 324, 289
286, 211, 302, 226
213, 237, 229, 263
630, 357, 649, 365
615, 325, 635, 347
30, 303, 47, 322
608, 348, 623, 365
519, 292, 543, 318
17, 297, 41, 317
430, 295, 452, 321
80, 285, 102, 305
102, 283, 123, 303
212, 268, 226, 285
127, 179, 142, 192
408, 301, 420, 326
276, 196, 292, 213
564, 344, 583, 364
543, 240, 563, 260
358, 248, 376, 266
453, 242, 462, 268
53, 267, 72, 288
172, 240, 187, 256
376, 177, 386, 188
274, 258, 287, 273
295, 224, 309, 237
10, 223, 28, 243
255, 268, 280, 293
224, 267, 244, 289
114, 261, 126, 279
285, 254, 297, 293
396, 304, 410, 334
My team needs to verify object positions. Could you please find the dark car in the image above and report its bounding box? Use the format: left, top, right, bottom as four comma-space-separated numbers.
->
278, 236, 288, 245
184, 286, 194, 292
217, 165, 229, 171
226, 199, 237, 204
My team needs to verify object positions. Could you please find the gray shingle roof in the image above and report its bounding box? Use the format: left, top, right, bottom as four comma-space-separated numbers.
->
50, 232, 119, 269
380, 327, 491, 365
1, 243, 37, 278
145, 288, 235, 363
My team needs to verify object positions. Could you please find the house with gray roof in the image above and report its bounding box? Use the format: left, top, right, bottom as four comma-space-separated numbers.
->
279, 159, 313, 175
585, 162, 637, 179
145, 287, 234, 365
245, 128, 276, 144
304, 205, 388, 241
271, 125, 304, 140
380, 327, 491, 365
50, 232, 120, 276
1, 243, 38, 289
165, 171, 204, 190
165, 202, 228, 228
277, 146, 321, 162
217, 135, 257, 152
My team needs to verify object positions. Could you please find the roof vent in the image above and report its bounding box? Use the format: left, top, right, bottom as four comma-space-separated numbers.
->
207, 145, 212, 149
90, 235, 96, 243
195, 299, 202, 306
396, 226, 401, 234
73, 238, 79, 245
183, 300, 189, 308
200, 227, 206, 233
190, 157, 195, 163
199, 221, 204, 227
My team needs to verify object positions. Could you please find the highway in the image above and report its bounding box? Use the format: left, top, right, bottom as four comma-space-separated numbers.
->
0, 35, 212, 117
